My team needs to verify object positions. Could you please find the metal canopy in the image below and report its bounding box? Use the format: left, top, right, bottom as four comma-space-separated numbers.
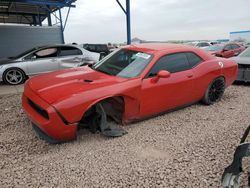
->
0, 0, 76, 44
0, 0, 131, 44
0, 0, 75, 25
116, 0, 131, 44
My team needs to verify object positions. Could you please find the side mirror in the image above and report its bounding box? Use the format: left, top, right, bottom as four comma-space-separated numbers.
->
151, 70, 170, 83
157, 70, 171, 78
30, 56, 36, 60
223, 48, 228, 52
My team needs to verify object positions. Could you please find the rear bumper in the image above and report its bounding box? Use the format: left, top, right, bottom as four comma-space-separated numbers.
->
22, 83, 77, 143
236, 67, 250, 82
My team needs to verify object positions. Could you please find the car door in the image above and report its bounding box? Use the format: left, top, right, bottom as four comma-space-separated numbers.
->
222, 44, 234, 58
140, 52, 195, 117
26, 47, 59, 75
58, 46, 85, 69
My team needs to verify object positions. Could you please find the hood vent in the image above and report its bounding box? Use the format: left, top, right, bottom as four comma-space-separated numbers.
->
84, 79, 93, 83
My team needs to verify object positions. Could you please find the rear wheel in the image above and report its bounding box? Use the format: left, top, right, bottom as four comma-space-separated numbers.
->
3, 68, 26, 85
202, 77, 225, 105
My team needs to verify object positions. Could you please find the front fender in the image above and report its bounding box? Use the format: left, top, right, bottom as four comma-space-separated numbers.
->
53, 79, 142, 123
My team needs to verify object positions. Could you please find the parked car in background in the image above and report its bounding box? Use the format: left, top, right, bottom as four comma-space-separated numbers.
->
203, 44, 224, 55
187, 41, 211, 48
22, 43, 238, 143
231, 47, 250, 82
243, 42, 250, 48
0, 44, 99, 85
82, 44, 110, 60
209, 41, 220, 45
213, 43, 245, 58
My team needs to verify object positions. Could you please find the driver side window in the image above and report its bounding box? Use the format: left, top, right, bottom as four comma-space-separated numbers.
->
147, 53, 190, 77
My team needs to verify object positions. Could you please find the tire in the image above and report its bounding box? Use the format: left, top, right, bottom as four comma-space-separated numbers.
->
202, 77, 225, 105
3, 68, 26, 85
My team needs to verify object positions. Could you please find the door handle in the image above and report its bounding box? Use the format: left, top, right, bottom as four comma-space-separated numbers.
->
187, 74, 193, 78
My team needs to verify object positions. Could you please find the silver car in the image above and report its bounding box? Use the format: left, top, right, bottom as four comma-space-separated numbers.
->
0, 44, 100, 85
231, 47, 250, 82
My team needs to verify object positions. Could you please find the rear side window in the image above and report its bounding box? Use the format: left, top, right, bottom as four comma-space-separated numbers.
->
87, 45, 96, 52
60, 47, 82, 56
96, 45, 107, 52
147, 53, 190, 77
185, 52, 203, 68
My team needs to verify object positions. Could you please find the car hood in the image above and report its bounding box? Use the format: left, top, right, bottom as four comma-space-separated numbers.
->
27, 66, 127, 104
0, 58, 17, 65
230, 57, 250, 65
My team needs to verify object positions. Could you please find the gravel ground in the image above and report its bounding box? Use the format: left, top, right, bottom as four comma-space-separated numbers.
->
1, 84, 250, 187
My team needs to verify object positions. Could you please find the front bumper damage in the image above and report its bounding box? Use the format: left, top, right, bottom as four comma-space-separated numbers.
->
22, 83, 127, 144
22, 86, 77, 143
32, 122, 62, 144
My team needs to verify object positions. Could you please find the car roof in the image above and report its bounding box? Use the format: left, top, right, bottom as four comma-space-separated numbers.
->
125, 43, 198, 54
83, 43, 107, 46
36, 44, 81, 50
225, 42, 241, 46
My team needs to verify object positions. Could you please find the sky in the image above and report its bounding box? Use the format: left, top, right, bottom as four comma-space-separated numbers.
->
61, 0, 250, 43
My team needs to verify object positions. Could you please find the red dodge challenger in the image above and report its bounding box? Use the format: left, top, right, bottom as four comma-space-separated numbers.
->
22, 43, 238, 143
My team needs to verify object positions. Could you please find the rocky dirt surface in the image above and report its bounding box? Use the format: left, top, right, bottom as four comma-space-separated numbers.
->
1, 84, 250, 187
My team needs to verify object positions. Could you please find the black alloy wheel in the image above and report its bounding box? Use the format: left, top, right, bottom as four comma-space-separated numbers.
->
202, 77, 225, 105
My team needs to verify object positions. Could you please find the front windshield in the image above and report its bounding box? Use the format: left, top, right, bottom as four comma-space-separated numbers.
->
204, 45, 223, 51
239, 48, 250, 57
9, 47, 38, 59
93, 49, 153, 78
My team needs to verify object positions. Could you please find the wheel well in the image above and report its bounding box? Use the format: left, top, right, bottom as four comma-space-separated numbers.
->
208, 76, 225, 89
79, 96, 125, 126
217, 76, 225, 82
3, 67, 27, 78
201, 76, 226, 100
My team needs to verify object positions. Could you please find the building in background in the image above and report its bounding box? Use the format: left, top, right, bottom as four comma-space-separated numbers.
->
230, 30, 250, 43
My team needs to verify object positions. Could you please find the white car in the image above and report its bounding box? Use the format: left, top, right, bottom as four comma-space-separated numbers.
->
0, 44, 100, 85
187, 41, 211, 48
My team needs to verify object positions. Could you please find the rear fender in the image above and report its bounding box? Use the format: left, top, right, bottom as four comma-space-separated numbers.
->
220, 59, 238, 87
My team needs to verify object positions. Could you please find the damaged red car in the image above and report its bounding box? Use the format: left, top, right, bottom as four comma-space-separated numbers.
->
22, 43, 238, 143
